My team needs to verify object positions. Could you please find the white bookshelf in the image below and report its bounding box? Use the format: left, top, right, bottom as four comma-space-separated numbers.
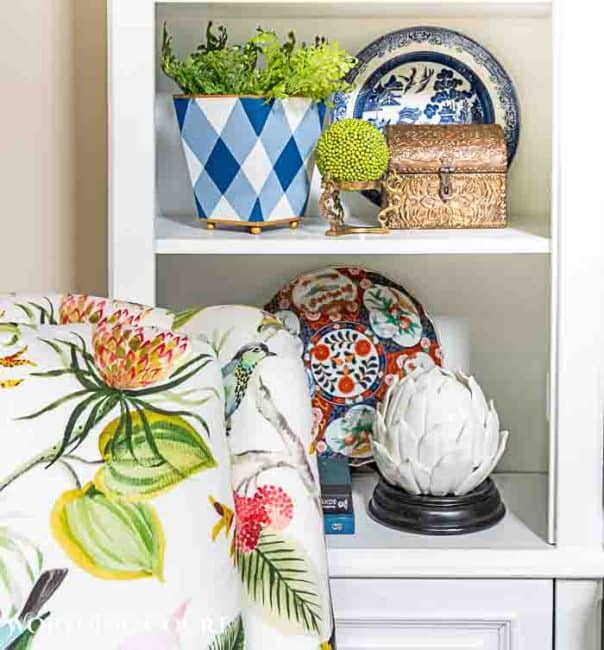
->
109, 0, 604, 646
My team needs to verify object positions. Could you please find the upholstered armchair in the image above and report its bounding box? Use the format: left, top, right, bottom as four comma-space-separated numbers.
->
0, 295, 331, 649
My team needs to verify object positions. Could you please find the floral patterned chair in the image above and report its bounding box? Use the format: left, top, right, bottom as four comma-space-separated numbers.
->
0, 294, 332, 649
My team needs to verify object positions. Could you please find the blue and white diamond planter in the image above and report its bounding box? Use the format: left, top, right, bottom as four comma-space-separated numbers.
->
174, 96, 326, 233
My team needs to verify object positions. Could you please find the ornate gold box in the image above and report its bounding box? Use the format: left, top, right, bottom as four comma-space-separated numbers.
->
379, 124, 508, 229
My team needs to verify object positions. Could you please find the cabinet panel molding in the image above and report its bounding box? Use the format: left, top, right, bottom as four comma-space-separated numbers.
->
331, 578, 552, 649
335, 615, 511, 650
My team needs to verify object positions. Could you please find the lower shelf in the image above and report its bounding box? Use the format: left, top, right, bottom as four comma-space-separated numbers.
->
326, 472, 604, 579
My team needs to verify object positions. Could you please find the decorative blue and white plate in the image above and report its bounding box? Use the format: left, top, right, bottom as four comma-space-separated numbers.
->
334, 26, 520, 199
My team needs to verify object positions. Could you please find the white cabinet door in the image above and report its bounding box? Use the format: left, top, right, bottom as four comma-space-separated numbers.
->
331, 579, 552, 650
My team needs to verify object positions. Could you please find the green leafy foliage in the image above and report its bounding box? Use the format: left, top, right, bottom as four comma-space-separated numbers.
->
208, 614, 245, 650
161, 22, 357, 102
236, 531, 321, 634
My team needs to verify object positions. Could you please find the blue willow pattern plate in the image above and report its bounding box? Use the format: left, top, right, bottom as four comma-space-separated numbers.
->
333, 27, 520, 202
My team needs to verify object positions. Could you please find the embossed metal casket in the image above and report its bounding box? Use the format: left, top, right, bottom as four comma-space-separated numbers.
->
379, 124, 508, 229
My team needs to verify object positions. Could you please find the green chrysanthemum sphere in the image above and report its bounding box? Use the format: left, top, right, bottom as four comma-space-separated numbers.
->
315, 118, 390, 183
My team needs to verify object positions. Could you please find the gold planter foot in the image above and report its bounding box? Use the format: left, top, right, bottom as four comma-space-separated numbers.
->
200, 217, 300, 234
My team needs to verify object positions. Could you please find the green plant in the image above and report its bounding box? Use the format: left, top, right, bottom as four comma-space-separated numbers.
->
161, 22, 357, 102
315, 118, 390, 182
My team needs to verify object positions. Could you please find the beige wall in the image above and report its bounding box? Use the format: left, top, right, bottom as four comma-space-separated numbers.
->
0, 0, 107, 295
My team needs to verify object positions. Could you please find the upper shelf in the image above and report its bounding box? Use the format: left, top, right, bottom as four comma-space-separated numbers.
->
156, 0, 552, 18
156, 214, 551, 255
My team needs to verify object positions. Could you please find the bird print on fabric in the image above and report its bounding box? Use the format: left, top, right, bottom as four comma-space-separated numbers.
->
222, 343, 275, 433
255, 312, 284, 341
0, 569, 67, 648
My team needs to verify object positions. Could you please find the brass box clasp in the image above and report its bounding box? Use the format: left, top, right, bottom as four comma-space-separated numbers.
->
439, 163, 454, 203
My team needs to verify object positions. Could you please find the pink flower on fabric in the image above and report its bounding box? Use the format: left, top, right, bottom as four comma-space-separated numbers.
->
256, 485, 294, 531
119, 601, 189, 649
420, 337, 432, 350
234, 493, 270, 553
360, 278, 372, 289
234, 485, 294, 553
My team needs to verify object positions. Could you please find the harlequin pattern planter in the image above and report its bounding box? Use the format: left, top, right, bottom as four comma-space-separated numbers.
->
174, 96, 326, 234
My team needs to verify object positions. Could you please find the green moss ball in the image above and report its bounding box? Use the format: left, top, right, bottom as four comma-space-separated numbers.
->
315, 118, 390, 183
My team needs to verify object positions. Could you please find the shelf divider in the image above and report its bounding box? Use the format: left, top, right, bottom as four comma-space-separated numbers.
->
155, 214, 551, 256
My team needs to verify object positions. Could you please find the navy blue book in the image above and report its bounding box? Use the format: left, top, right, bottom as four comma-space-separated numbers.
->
318, 454, 355, 534
324, 513, 355, 535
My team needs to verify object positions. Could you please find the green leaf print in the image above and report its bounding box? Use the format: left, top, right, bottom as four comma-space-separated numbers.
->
95, 410, 217, 500
236, 531, 321, 634
208, 614, 245, 650
172, 306, 204, 331
51, 483, 165, 581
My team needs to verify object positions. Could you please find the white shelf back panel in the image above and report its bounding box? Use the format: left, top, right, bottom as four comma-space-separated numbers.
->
157, 253, 550, 473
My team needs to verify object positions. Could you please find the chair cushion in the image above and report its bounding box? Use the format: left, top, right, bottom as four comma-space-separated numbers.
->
0, 318, 239, 648
176, 305, 334, 648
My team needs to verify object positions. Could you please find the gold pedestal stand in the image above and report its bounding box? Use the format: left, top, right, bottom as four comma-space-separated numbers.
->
319, 178, 389, 236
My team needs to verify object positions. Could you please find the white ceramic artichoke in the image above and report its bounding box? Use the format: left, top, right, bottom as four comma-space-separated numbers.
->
372, 367, 508, 496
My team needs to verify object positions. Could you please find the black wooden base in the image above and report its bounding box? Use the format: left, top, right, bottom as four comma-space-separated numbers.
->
368, 477, 506, 535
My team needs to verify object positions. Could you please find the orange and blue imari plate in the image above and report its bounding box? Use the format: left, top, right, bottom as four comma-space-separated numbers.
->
265, 266, 442, 463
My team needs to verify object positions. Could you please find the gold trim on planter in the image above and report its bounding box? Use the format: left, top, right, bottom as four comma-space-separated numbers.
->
203, 217, 301, 235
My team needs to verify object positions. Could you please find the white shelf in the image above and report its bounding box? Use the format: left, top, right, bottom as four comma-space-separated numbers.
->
156, 0, 552, 18
326, 473, 604, 579
155, 214, 551, 255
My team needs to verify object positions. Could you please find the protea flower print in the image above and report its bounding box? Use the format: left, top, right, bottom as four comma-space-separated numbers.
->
92, 321, 190, 390
60, 294, 109, 324
18, 320, 213, 470
60, 294, 161, 328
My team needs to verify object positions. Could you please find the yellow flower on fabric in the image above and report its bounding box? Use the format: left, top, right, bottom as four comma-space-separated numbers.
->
0, 346, 36, 368
0, 379, 23, 389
